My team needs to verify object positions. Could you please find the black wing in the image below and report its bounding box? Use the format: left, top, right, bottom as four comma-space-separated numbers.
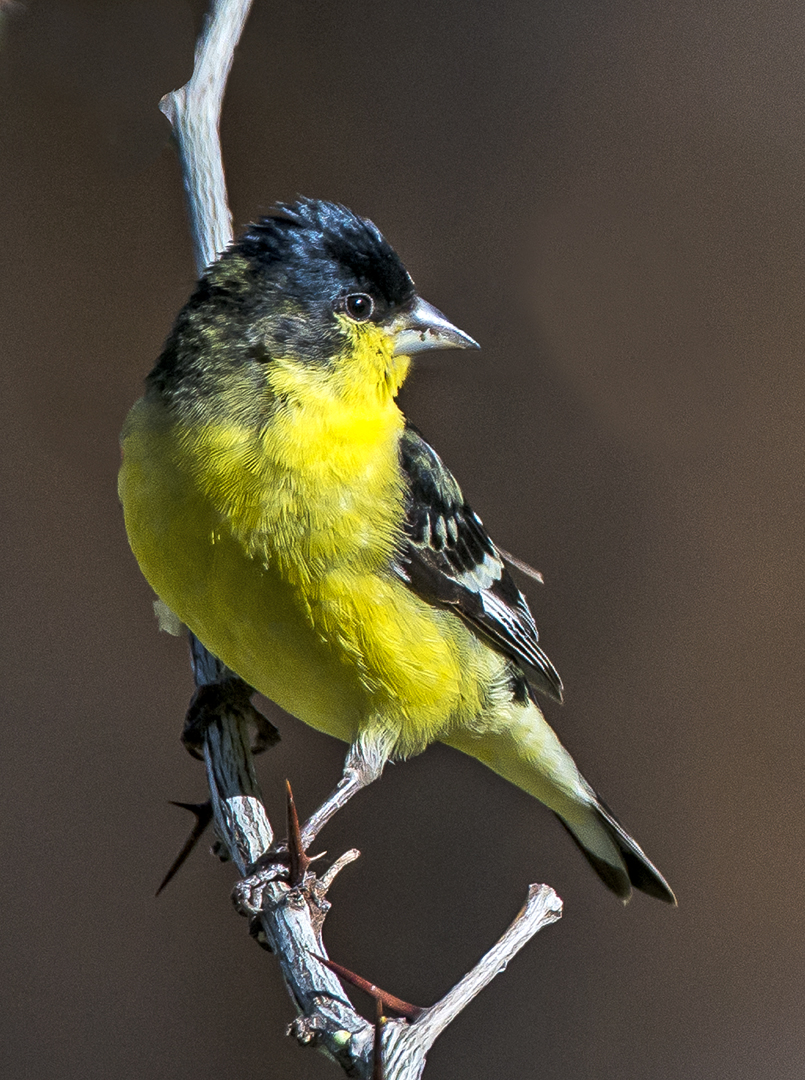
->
393, 423, 564, 704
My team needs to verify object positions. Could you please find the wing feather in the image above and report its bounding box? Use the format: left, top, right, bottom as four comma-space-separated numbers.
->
394, 424, 564, 704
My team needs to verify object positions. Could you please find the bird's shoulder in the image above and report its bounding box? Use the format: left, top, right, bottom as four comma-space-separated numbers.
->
394, 423, 563, 703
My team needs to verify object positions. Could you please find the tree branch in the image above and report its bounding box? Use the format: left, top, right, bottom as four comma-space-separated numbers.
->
159, 0, 251, 271
380, 884, 562, 1079
156, 2, 564, 1075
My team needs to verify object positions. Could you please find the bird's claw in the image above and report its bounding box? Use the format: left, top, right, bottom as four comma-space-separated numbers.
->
181, 677, 280, 760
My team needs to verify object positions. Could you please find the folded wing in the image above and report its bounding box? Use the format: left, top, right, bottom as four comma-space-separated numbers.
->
394, 423, 564, 704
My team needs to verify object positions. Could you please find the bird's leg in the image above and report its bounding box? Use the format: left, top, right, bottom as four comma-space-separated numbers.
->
300, 736, 389, 849
245, 732, 391, 880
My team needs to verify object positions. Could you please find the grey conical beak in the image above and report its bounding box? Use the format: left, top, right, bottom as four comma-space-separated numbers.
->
391, 297, 480, 356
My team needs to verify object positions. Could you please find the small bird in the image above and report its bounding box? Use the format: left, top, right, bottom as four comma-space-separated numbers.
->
119, 198, 674, 904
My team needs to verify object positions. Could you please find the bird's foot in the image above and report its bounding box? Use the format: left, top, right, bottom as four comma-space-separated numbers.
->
181, 677, 280, 760
235, 780, 334, 924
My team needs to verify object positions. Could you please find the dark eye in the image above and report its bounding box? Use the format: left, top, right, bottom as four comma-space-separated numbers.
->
343, 293, 375, 322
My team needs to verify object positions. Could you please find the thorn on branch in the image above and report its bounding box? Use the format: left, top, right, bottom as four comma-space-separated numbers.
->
286, 779, 312, 885
312, 953, 426, 1022
373, 996, 385, 1080
156, 799, 213, 895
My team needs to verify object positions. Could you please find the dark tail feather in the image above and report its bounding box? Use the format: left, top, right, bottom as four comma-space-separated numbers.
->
558, 800, 677, 905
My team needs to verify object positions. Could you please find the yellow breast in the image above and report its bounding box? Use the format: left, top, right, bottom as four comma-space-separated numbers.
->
119, 383, 489, 755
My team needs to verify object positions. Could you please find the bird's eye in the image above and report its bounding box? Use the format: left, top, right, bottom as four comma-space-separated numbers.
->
342, 293, 375, 322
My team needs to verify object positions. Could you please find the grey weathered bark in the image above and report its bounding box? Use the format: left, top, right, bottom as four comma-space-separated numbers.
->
155, 2, 563, 1075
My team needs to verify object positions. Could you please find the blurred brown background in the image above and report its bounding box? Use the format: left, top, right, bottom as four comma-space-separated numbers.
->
2, 1, 803, 1077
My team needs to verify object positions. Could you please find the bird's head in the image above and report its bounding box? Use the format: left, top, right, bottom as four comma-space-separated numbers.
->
148, 198, 478, 422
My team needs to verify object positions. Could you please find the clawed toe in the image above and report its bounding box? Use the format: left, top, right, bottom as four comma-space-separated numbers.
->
181, 677, 280, 760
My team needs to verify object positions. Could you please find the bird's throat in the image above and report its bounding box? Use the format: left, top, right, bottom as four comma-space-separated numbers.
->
179, 385, 407, 576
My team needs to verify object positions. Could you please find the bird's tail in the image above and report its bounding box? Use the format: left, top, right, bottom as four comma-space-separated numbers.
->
444, 699, 676, 905
558, 798, 676, 904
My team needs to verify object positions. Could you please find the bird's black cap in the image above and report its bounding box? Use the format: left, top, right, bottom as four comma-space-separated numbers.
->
237, 198, 416, 312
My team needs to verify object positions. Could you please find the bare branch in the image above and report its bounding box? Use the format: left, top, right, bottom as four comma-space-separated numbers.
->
159, 0, 252, 271
208, 712, 375, 1073
311, 955, 427, 1022
381, 884, 563, 1078
317, 848, 361, 894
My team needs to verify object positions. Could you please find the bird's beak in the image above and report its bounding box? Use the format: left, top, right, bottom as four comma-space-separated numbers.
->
391, 297, 480, 357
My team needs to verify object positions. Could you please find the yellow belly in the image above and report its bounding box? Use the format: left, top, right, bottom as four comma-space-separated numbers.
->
119, 399, 492, 755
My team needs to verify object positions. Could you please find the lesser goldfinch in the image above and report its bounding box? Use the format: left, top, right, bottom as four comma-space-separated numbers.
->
119, 198, 674, 904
